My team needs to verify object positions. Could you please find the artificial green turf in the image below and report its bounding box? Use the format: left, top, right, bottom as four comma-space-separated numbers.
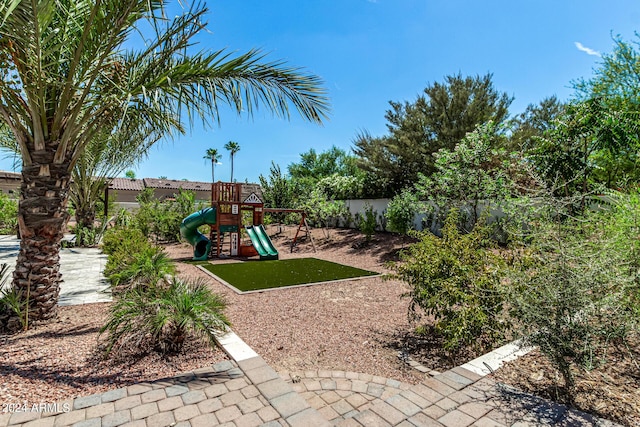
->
201, 257, 378, 292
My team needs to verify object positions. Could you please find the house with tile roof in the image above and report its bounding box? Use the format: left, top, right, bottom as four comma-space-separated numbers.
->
0, 171, 21, 196
107, 177, 212, 203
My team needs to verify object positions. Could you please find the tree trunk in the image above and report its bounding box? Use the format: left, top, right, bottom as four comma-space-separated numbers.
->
75, 206, 96, 229
11, 161, 71, 326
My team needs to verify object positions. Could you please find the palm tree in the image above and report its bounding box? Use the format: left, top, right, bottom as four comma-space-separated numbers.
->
203, 148, 222, 183
0, 1, 329, 326
224, 141, 241, 182
69, 118, 162, 230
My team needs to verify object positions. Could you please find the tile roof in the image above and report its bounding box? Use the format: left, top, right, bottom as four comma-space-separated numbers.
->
0, 171, 21, 180
0, 170, 265, 200
108, 178, 144, 191
143, 178, 211, 191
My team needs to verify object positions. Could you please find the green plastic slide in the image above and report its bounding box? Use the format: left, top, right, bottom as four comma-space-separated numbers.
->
245, 224, 279, 260
180, 207, 217, 261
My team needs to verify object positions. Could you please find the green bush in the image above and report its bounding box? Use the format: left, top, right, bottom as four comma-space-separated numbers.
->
505, 194, 639, 396
0, 263, 25, 331
100, 277, 230, 355
0, 193, 18, 235
102, 226, 148, 256
359, 203, 377, 242
102, 226, 153, 280
394, 209, 506, 353
134, 189, 197, 242
297, 188, 348, 235
386, 190, 421, 234
108, 246, 176, 291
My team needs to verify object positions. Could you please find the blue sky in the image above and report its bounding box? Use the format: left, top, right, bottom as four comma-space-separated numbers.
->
3, 0, 640, 184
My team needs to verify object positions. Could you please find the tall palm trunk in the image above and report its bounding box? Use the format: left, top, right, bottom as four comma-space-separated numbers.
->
230, 154, 234, 182
12, 159, 71, 324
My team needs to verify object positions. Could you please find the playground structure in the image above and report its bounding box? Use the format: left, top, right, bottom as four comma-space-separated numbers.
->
180, 182, 313, 261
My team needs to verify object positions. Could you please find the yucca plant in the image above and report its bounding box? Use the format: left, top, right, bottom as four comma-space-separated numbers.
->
100, 277, 230, 356
0, 263, 26, 331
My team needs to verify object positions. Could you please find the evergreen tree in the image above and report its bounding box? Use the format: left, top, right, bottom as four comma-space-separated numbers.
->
354, 73, 512, 196
509, 96, 566, 152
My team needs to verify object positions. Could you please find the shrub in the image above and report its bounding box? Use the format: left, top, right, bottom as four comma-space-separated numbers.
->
359, 203, 377, 242
386, 190, 421, 234
394, 209, 506, 353
102, 226, 148, 256
114, 208, 133, 228
505, 194, 639, 397
134, 189, 198, 243
298, 188, 348, 236
100, 277, 230, 355
102, 226, 154, 281
0, 193, 17, 235
108, 246, 176, 291
0, 263, 25, 331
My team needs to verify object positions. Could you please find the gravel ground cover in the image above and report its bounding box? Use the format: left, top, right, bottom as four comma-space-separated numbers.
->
170, 227, 425, 385
0, 303, 228, 404
2, 225, 637, 426
492, 338, 640, 427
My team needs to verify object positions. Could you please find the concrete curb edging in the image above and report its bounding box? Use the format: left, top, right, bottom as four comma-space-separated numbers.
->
214, 328, 330, 426
460, 339, 534, 377
399, 338, 534, 378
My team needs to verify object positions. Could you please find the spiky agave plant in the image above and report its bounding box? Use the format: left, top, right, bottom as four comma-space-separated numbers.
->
100, 277, 229, 356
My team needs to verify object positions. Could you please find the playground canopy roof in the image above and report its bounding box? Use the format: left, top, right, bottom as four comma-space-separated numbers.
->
240, 183, 264, 204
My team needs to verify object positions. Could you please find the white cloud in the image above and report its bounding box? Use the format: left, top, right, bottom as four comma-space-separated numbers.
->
574, 42, 600, 57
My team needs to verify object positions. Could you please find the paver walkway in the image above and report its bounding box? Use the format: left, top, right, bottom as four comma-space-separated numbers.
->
1, 337, 620, 427
0, 235, 110, 306
0, 236, 620, 426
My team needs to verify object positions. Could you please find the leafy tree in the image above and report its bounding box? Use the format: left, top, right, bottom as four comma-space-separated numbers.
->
224, 141, 241, 182
573, 35, 640, 104
288, 146, 362, 189
125, 170, 136, 179
316, 174, 365, 200
509, 96, 566, 152
531, 98, 640, 195
565, 35, 640, 190
286, 146, 367, 200
259, 162, 299, 223
0, 1, 328, 325
415, 122, 518, 230
203, 148, 222, 183
354, 73, 513, 196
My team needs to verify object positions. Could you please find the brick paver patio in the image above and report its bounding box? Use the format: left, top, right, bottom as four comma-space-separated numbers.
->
1, 347, 619, 427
